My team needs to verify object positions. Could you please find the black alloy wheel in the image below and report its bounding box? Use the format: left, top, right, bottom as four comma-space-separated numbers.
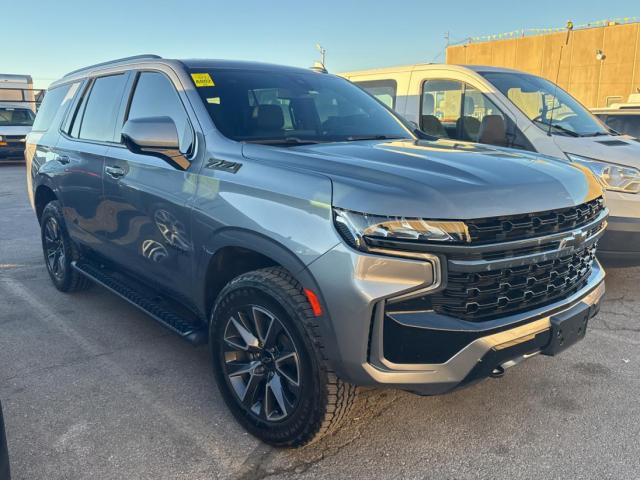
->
43, 216, 66, 281
222, 305, 301, 422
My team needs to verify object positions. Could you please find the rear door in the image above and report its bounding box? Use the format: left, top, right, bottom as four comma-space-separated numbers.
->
102, 69, 199, 297
55, 73, 130, 254
26, 82, 79, 209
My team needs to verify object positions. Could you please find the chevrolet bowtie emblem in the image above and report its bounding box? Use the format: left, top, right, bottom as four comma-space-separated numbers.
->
559, 230, 588, 250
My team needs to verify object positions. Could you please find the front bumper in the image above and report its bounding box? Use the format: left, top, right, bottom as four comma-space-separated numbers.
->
598, 191, 640, 266
307, 240, 606, 394
0, 145, 25, 162
598, 216, 640, 267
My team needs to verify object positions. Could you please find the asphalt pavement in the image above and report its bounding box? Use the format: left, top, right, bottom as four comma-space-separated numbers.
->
1, 164, 639, 479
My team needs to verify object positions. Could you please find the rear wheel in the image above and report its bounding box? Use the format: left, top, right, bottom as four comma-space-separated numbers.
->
40, 201, 91, 292
210, 267, 356, 447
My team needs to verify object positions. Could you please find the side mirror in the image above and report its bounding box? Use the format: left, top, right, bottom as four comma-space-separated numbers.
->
121, 116, 189, 170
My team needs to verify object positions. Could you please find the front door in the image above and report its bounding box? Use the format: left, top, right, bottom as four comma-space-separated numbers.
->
101, 70, 199, 298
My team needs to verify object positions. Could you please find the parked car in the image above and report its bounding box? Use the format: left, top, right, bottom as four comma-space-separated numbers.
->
0, 400, 9, 480
27, 55, 607, 446
342, 64, 640, 267
592, 95, 640, 139
0, 74, 37, 163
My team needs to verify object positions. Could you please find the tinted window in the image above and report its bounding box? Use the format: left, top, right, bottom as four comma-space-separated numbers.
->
355, 80, 397, 109
31, 84, 70, 131
126, 72, 193, 152
77, 74, 128, 142
189, 68, 412, 144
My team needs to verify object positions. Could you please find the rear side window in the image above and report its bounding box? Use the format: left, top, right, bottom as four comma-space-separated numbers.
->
354, 80, 397, 109
31, 84, 71, 132
73, 74, 128, 142
125, 72, 193, 152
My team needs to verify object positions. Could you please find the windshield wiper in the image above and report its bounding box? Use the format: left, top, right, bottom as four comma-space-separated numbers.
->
533, 119, 580, 137
582, 131, 611, 137
244, 138, 324, 146
343, 135, 409, 141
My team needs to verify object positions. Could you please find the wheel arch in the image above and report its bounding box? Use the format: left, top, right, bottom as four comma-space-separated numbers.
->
34, 183, 58, 224
199, 228, 324, 317
198, 228, 346, 383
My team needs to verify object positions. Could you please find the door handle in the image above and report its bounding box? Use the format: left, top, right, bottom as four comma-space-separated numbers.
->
57, 154, 70, 165
105, 165, 125, 179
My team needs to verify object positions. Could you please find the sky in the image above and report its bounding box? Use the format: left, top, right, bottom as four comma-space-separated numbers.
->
4, 0, 638, 88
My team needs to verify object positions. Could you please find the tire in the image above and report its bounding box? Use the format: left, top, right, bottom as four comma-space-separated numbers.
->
40, 201, 91, 292
210, 267, 357, 447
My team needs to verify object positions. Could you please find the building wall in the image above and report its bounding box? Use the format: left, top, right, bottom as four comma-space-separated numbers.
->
446, 22, 640, 108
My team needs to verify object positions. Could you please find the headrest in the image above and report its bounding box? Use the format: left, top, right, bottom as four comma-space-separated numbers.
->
252, 104, 284, 131
479, 115, 507, 145
423, 94, 435, 114
464, 96, 475, 113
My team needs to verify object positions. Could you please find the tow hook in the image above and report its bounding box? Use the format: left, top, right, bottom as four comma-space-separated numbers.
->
490, 351, 540, 379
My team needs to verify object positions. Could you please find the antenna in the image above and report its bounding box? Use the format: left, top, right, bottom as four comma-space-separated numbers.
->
315, 44, 327, 68
548, 21, 573, 136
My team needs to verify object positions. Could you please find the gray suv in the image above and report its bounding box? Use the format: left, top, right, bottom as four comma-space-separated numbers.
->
26, 55, 608, 447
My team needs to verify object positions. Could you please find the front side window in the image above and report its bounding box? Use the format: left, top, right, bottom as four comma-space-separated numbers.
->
354, 80, 397, 109
461, 85, 508, 145
420, 79, 462, 138
420, 79, 533, 150
189, 68, 412, 145
73, 74, 128, 142
482, 72, 608, 137
125, 72, 194, 152
0, 107, 35, 127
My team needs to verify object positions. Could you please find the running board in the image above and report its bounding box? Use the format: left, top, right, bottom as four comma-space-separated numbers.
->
72, 261, 207, 345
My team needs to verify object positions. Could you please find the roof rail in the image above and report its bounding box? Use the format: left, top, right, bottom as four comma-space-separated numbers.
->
64, 54, 162, 78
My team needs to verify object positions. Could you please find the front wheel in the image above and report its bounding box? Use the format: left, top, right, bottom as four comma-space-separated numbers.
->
210, 267, 356, 447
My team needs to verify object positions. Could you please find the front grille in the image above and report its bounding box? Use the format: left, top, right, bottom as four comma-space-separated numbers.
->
431, 245, 597, 321
466, 197, 605, 244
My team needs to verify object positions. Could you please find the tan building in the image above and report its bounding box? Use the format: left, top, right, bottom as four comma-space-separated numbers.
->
446, 22, 640, 108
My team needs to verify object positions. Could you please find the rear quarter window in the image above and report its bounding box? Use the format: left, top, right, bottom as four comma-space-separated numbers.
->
31, 84, 73, 132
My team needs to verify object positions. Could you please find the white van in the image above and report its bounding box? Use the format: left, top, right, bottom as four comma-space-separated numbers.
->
0, 74, 37, 163
341, 64, 640, 267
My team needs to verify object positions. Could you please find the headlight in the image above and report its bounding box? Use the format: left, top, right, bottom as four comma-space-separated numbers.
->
334, 208, 470, 251
566, 153, 640, 194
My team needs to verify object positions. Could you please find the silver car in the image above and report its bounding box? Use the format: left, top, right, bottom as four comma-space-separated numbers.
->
27, 56, 607, 446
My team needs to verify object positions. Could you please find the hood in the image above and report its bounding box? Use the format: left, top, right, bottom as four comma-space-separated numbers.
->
0, 125, 31, 136
242, 139, 602, 219
553, 134, 640, 169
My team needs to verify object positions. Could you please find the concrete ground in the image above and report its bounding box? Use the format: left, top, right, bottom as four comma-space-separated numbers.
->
1, 164, 639, 480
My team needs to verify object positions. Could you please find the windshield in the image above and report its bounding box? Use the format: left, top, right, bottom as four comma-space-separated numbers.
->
596, 113, 640, 138
189, 68, 413, 144
0, 107, 35, 126
481, 72, 608, 137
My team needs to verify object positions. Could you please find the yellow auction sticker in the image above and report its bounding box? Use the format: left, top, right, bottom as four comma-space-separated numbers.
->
206, 97, 221, 104
191, 73, 215, 87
